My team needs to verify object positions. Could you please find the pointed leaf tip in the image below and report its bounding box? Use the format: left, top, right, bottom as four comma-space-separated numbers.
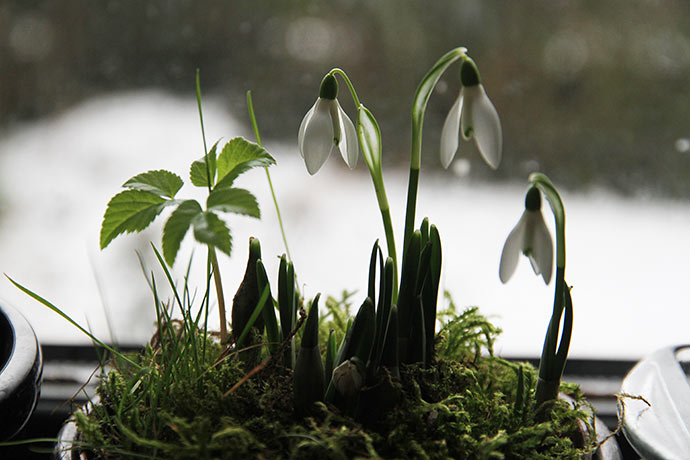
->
123, 170, 184, 198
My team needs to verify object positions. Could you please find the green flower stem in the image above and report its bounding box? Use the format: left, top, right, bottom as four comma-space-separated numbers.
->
376, 181, 398, 299
246, 91, 293, 261
528, 173, 565, 268
329, 68, 399, 299
403, 47, 467, 256
529, 172, 571, 410
329, 68, 361, 108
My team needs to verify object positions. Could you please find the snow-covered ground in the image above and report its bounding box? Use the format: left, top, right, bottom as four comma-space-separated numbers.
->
0, 91, 688, 360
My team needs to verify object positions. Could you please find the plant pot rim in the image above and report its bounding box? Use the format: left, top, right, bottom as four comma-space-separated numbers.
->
621, 344, 690, 459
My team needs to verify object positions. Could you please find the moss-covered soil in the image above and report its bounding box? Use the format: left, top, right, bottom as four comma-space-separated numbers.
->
72, 307, 598, 459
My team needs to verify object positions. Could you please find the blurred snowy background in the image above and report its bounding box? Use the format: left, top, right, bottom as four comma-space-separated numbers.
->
0, 1, 688, 359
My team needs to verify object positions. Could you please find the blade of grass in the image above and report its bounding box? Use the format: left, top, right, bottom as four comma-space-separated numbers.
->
7, 275, 141, 369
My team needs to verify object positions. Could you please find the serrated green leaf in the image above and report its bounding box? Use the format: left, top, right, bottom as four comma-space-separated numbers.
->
100, 190, 174, 249
123, 170, 183, 198
215, 137, 275, 189
192, 211, 232, 255
207, 188, 260, 218
190, 141, 219, 188
162, 200, 202, 266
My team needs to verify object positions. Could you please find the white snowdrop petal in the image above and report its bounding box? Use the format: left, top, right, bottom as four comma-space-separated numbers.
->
499, 212, 527, 283
532, 212, 554, 284
440, 93, 463, 169
470, 85, 502, 170
338, 103, 358, 169
301, 99, 334, 175
297, 103, 316, 159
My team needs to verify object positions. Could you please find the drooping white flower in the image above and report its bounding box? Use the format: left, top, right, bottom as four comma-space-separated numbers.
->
298, 74, 358, 175
499, 187, 553, 284
440, 57, 502, 170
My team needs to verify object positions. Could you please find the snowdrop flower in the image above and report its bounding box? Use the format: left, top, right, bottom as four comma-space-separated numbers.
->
298, 74, 358, 175
499, 187, 553, 284
440, 57, 502, 170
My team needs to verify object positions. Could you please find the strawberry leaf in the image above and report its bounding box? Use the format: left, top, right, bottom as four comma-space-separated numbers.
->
215, 138, 275, 189
100, 190, 175, 249
123, 170, 183, 199
162, 200, 203, 266
207, 188, 260, 218
190, 140, 219, 188
192, 211, 232, 256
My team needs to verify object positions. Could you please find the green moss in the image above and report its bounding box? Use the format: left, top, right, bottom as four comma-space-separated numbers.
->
74, 305, 596, 459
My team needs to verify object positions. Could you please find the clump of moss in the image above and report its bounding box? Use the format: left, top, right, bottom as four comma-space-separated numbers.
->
71, 302, 597, 460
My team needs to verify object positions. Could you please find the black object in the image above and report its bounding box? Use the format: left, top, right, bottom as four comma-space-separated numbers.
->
0, 302, 43, 441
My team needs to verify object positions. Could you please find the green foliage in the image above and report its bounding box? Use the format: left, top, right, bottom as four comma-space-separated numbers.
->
100, 189, 175, 249
189, 141, 218, 188
191, 211, 232, 256
100, 137, 274, 266
123, 169, 184, 198
207, 188, 260, 217
162, 200, 202, 265
436, 297, 502, 362
215, 138, 275, 189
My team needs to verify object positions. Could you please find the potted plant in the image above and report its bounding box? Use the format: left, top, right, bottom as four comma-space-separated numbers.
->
10, 47, 620, 459
0, 301, 43, 441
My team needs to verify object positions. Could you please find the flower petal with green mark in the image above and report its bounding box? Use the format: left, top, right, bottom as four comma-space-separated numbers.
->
439, 56, 502, 170
162, 199, 202, 266
100, 190, 176, 249
207, 188, 260, 218
460, 85, 502, 169
191, 211, 232, 256
215, 138, 275, 189
123, 170, 183, 199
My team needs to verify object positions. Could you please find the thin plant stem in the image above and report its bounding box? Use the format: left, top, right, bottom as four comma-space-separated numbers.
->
246, 91, 293, 261
195, 70, 228, 342
195, 70, 212, 193
329, 68, 398, 297
210, 248, 228, 343
371, 171, 398, 300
